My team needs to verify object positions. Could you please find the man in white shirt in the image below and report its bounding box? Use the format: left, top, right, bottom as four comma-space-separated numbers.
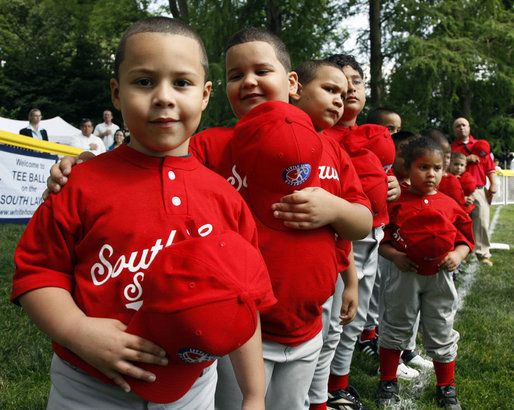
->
19, 108, 49, 141
72, 118, 106, 156
93, 109, 119, 150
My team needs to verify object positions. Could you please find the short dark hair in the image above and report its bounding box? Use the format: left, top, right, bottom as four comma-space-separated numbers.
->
294, 60, 341, 86
79, 118, 92, 126
28, 108, 41, 119
403, 135, 443, 169
450, 151, 466, 163
422, 128, 449, 150
324, 54, 364, 79
225, 27, 291, 71
114, 17, 209, 81
391, 130, 416, 149
367, 107, 399, 125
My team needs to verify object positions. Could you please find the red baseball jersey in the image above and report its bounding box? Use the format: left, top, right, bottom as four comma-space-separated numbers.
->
12, 144, 276, 383
191, 126, 370, 346
451, 135, 495, 186
382, 190, 474, 275
324, 123, 394, 227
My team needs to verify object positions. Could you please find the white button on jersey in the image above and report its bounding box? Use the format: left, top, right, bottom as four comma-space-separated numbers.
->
172, 196, 181, 206
168, 171, 176, 180
424, 199, 429, 204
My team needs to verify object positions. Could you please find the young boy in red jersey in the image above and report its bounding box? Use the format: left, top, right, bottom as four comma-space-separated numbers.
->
12, 17, 276, 409
377, 136, 473, 409
44, 27, 372, 409
321, 54, 418, 409
449, 151, 476, 214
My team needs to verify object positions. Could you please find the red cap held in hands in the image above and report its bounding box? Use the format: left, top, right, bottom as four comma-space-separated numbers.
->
231, 101, 322, 230
400, 208, 457, 275
471, 139, 491, 157
126, 231, 275, 403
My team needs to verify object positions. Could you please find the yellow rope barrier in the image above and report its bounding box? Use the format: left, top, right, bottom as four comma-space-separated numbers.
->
0, 130, 83, 156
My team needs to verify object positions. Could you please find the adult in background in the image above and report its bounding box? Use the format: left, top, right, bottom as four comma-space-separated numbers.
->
19, 108, 48, 141
72, 118, 106, 156
93, 109, 119, 150
451, 117, 497, 266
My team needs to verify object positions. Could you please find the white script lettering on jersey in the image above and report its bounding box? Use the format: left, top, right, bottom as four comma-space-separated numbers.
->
227, 165, 247, 192
318, 166, 340, 181
90, 224, 213, 310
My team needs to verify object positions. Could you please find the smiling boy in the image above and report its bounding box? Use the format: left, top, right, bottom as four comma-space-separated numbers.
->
12, 17, 275, 410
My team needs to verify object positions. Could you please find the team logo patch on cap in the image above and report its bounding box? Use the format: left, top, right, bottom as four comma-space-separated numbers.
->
178, 348, 220, 363
283, 164, 312, 186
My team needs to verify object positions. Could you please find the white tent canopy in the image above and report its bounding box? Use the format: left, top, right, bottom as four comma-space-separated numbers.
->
0, 116, 80, 146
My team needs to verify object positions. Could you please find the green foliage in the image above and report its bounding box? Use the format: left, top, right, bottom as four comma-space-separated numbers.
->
0, 0, 149, 127
381, 0, 513, 155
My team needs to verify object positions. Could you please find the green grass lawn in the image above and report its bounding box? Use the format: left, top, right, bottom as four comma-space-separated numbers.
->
1, 206, 513, 409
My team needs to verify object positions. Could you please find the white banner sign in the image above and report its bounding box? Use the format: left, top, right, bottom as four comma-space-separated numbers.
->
0, 144, 57, 223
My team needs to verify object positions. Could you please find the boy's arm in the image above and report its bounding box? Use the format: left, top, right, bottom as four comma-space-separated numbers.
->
19, 287, 168, 393
228, 315, 265, 410
272, 187, 372, 240
339, 247, 358, 325
43, 152, 96, 200
378, 242, 418, 272
439, 244, 470, 272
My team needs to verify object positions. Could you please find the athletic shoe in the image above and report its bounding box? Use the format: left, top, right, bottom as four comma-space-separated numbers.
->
356, 337, 379, 360
436, 385, 462, 409
377, 362, 420, 380
376, 379, 399, 407
327, 385, 369, 409
401, 351, 434, 370
479, 257, 493, 266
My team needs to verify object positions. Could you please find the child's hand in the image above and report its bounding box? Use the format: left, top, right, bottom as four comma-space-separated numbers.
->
392, 252, 418, 272
339, 284, 358, 325
464, 195, 474, 205
69, 316, 168, 393
272, 187, 335, 230
43, 152, 95, 200
439, 251, 464, 272
387, 175, 401, 202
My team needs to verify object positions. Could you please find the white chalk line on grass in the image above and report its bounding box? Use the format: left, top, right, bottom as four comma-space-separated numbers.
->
390, 205, 504, 409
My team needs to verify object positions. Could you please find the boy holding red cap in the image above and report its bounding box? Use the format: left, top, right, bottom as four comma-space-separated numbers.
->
449, 151, 476, 214
377, 136, 473, 409
12, 17, 276, 409
321, 54, 412, 409
42, 27, 372, 408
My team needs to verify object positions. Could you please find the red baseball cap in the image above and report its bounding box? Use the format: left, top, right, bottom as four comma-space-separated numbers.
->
400, 208, 457, 275
231, 101, 322, 230
125, 231, 275, 403
459, 172, 476, 196
348, 148, 388, 216
471, 139, 491, 157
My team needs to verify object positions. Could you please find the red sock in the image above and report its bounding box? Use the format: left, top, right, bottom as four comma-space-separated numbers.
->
434, 360, 455, 386
379, 347, 401, 381
309, 403, 327, 410
328, 373, 348, 392
360, 328, 376, 341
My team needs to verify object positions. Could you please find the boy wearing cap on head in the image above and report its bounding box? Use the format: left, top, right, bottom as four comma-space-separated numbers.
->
376, 136, 473, 409
12, 17, 275, 409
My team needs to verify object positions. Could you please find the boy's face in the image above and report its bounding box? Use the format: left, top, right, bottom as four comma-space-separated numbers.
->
292, 65, 347, 131
380, 112, 402, 135
340, 65, 366, 123
225, 41, 298, 119
110, 33, 211, 157
441, 142, 451, 171
450, 158, 466, 176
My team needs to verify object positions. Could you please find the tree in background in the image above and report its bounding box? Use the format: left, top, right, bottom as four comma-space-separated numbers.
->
382, 0, 513, 153
0, 0, 148, 127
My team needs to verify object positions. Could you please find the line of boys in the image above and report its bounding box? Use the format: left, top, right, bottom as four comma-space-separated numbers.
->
17, 16, 471, 410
